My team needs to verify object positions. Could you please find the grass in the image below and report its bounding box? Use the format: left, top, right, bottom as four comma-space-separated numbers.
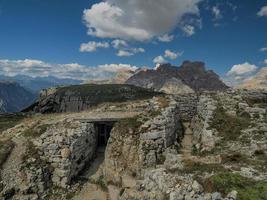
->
115, 116, 143, 137
0, 113, 25, 133
56, 84, 162, 103
23, 124, 49, 138
181, 159, 228, 174
0, 140, 15, 167
210, 104, 251, 142
203, 173, 267, 200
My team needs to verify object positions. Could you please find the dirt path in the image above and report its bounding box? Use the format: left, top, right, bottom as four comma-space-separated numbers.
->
73, 149, 109, 200
180, 122, 193, 159
1, 137, 26, 190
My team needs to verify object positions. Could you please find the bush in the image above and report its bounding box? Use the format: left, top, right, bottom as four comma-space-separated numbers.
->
23, 124, 49, 138
203, 173, 267, 200
210, 105, 250, 141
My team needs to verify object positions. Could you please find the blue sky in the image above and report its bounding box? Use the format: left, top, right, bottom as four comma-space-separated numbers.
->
0, 0, 266, 81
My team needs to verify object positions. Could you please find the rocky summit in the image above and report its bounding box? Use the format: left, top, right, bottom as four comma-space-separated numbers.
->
0, 86, 266, 200
125, 61, 229, 94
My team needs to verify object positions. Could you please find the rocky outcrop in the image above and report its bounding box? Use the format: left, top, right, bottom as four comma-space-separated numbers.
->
24, 84, 161, 113
126, 61, 229, 93
0, 81, 36, 112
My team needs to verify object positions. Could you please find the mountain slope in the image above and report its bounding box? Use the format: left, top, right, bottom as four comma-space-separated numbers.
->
24, 84, 161, 113
236, 67, 267, 90
0, 81, 36, 112
126, 61, 229, 93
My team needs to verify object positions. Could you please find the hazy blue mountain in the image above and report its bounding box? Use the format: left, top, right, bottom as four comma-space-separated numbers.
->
0, 81, 36, 112
0, 75, 82, 92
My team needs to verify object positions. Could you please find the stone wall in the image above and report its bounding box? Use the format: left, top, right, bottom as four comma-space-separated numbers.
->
191, 94, 217, 152
102, 98, 183, 186
174, 94, 198, 121
34, 120, 97, 188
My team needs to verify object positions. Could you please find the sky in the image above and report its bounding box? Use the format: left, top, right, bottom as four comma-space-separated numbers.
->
0, 0, 266, 83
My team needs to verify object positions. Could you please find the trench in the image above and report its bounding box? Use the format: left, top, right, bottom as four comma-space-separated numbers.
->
76, 121, 116, 182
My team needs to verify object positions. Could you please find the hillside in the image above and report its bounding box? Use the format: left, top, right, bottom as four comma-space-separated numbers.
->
236, 67, 267, 90
0, 81, 36, 113
0, 89, 266, 200
24, 84, 161, 113
126, 61, 229, 93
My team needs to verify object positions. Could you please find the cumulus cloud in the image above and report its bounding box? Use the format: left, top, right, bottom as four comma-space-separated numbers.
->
80, 41, 109, 52
260, 47, 267, 52
182, 25, 195, 36
264, 59, 267, 64
227, 62, 258, 76
212, 6, 222, 20
158, 34, 174, 42
116, 48, 145, 57
164, 50, 183, 60
0, 59, 139, 81
83, 0, 202, 41
111, 39, 128, 49
257, 5, 267, 17
153, 56, 166, 64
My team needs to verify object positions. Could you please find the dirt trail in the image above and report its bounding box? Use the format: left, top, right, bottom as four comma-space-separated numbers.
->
1, 137, 26, 190
73, 149, 109, 200
180, 122, 193, 159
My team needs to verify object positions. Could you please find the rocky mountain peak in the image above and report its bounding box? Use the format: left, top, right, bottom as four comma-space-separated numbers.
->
125, 60, 229, 93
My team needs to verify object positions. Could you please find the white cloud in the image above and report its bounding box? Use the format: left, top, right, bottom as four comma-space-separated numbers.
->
0, 59, 139, 81
212, 6, 222, 20
164, 50, 183, 60
227, 62, 258, 76
111, 39, 128, 49
264, 59, 267, 64
260, 47, 267, 52
83, 0, 202, 41
117, 50, 134, 57
153, 56, 166, 64
257, 5, 267, 17
116, 48, 145, 57
158, 34, 174, 42
80, 41, 109, 52
182, 25, 195, 36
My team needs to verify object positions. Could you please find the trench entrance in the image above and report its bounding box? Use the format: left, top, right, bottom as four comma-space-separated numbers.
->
75, 120, 118, 183
95, 122, 114, 148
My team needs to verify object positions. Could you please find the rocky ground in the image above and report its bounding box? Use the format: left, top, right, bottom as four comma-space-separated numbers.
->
0, 90, 266, 200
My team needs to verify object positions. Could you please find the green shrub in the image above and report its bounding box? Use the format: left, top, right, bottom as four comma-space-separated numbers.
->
210, 105, 250, 141
23, 124, 49, 138
203, 173, 267, 200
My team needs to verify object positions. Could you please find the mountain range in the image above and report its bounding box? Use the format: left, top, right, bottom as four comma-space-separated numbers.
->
0, 81, 36, 112
0, 75, 82, 92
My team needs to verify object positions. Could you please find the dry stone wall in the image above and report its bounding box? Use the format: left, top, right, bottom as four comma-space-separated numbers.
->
34, 120, 97, 188
102, 98, 184, 186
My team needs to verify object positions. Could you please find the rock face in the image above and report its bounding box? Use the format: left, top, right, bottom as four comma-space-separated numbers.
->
24, 84, 161, 113
237, 67, 267, 90
0, 81, 36, 113
125, 61, 229, 93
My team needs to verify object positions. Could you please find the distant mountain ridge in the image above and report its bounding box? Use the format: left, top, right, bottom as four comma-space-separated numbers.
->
0, 75, 82, 92
0, 81, 36, 112
125, 61, 229, 93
